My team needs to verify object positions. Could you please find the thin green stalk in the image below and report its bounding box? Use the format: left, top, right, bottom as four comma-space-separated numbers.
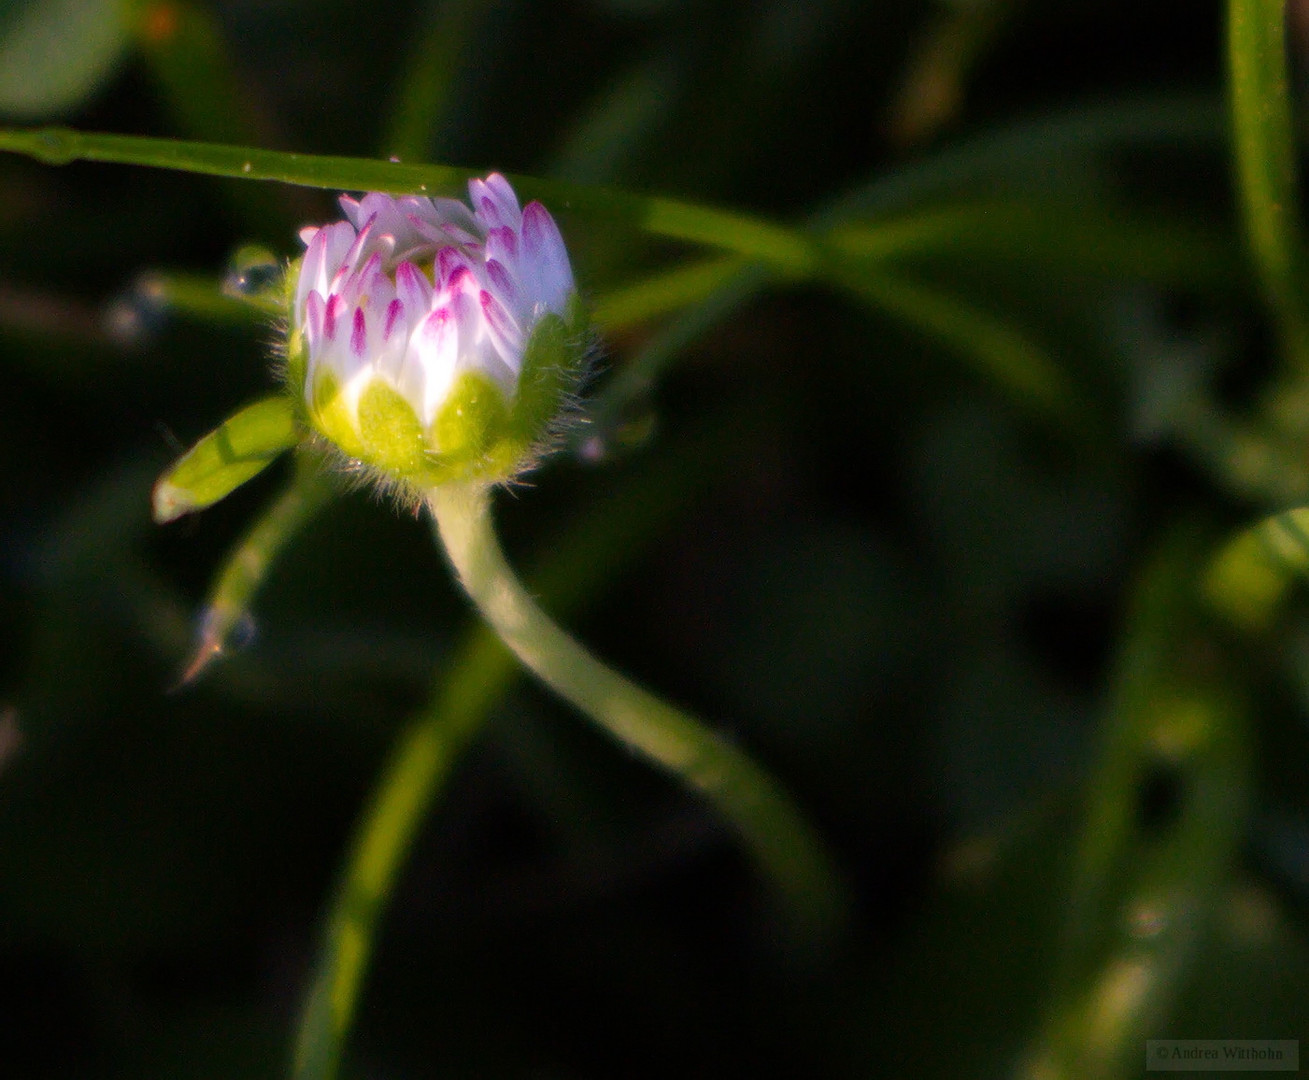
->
592, 255, 747, 332
0, 127, 815, 272
290, 712, 464, 1080
816, 93, 1221, 226
291, 416, 791, 1080
1228, 0, 1309, 367
128, 270, 267, 324
178, 458, 333, 685
428, 480, 848, 938
585, 263, 770, 443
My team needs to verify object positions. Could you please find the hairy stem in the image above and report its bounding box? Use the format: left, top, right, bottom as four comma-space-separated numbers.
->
428, 480, 849, 938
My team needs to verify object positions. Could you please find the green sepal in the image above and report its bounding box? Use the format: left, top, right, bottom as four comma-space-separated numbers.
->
358, 380, 428, 476
153, 395, 298, 523
511, 311, 571, 445
434, 371, 510, 456
297, 292, 590, 490
309, 369, 365, 460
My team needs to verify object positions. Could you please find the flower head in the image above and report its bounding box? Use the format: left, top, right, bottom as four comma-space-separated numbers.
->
286, 174, 586, 491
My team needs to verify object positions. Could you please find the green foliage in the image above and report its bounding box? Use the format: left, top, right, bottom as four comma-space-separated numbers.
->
152, 396, 297, 523
5, 2, 1309, 1078
0, 0, 129, 118
1229, 0, 1309, 366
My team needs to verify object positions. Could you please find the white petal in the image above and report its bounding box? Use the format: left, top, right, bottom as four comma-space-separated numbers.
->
407, 305, 460, 422
296, 221, 355, 325
395, 260, 433, 314
477, 288, 524, 374
521, 202, 573, 313
468, 173, 522, 232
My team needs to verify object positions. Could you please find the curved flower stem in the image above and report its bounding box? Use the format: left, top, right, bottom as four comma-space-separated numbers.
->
428, 480, 849, 938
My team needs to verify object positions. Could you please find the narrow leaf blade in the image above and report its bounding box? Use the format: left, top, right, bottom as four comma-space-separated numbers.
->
153, 396, 297, 523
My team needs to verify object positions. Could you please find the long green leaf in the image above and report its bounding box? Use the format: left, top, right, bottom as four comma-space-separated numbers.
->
818, 93, 1222, 226
153, 396, 298, 523
127, 0, 286, 237
0, 127, 816, 270
1228, 0, 1309, 366
838, 267, 1075, 419
830, 203, 1236, 286
127, 270, 271, 324
591, 95, 1220, 434
1026, 531, 1250, 1079
592, 256, 747, 331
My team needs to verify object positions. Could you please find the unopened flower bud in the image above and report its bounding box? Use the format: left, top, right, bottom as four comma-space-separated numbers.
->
285, 174, 587, 492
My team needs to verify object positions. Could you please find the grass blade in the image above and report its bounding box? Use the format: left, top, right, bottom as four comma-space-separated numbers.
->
1026, 531, 1251, 1078
0, 126, 816, 269
1228, 0, 1309, 366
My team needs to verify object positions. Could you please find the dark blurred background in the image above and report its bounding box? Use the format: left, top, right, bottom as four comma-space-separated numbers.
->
2, 0, 1307, 1076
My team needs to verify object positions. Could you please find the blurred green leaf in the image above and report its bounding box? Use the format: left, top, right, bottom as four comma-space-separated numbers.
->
1029, 531, 1251, 1079
0, 0, 129, 118
152, 395, 297, 523
819, 93, 1223, 225
549, 52, 681, 184
831, 202, 1236, 287
382, 0, 489, 163
1228, 0, 1309, 366
838, 266, 1075, 421
1206, 506, 1309, 629
846, 804, 1074, 1079
126, 0, 287, 236
126, 270, 271, 324
592, 255, 746, 330
178, 458, 333, 685
887, 0, 1016, 149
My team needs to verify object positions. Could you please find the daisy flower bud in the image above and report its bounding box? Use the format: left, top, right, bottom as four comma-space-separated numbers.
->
285, 174, 587, 493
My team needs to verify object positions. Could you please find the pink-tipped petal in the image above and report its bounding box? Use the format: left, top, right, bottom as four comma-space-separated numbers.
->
304, 290, 326, 350
351, 307, 368, 358
296, 221, 355, 323
521, 202, 574, 311
484, 224, 519, 269
338, 194, 364, 227
383, 298, 405, 341
395, 260, 432, 312
428, 197, 480, 236
339, 214, 378, 276
323, 293, 345, 342
484, 259, 517, 306
468, 173, 521, 231
478, 289, 524, 371
436, 245, 473, 289
409, 305, 461, 419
